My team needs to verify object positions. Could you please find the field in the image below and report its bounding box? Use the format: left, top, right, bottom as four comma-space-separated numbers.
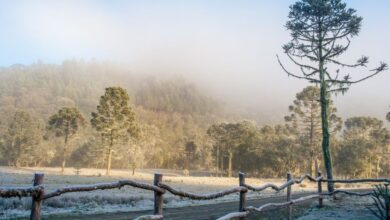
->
0, 167, 376, 219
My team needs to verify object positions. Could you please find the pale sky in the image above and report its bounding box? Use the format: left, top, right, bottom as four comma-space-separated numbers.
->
0, 0, 389, 123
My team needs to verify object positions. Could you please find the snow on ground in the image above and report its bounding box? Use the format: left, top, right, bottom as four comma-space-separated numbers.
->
0, 167, 374, 219
297, 195, 377, 220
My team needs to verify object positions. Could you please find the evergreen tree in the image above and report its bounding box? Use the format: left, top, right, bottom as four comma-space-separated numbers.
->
1, 111, 44, 166
70, 138, 104, 169
278, 0, 387, 192
91, 87, 139, 175
48, 107, 85, 175
256, 125, 300, 177
336, 116, 390, 178
285, 86, 342, 175
207, 121, 258, 177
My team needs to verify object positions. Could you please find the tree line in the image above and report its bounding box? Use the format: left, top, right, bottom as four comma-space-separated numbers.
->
208, 86, 390, 178
0, 61, 225, 174
1, 80, 389, 178
0, 85, 216, 175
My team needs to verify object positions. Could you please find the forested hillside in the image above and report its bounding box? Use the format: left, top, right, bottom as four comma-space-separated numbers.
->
0, 60, 229, 170
0, 60, 221, 117
0, 61, 389, 179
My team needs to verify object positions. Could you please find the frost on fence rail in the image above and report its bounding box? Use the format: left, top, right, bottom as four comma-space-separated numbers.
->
321, 178, 390, 183
217, 194, 320, 220
244, 174, 322, 192
216, 211, 250, 220
134, 214, 163, 220
0, 186, 43, 198
322, 190, 373, 196
158, 183, 247, 200
44, 180, 165, 199
247, 194, 320, 212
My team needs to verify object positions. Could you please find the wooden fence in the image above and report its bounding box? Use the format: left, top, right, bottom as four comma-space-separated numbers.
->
1, 171, 389, 220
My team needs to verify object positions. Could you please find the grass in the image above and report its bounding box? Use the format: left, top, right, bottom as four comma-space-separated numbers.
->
0, 166, 373, 219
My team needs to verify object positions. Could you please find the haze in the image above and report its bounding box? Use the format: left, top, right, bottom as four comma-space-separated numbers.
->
0, 0, 389, 123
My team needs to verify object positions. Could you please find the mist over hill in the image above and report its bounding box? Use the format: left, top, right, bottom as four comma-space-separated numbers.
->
0, 60, 388, 128
0, 61, 228, 119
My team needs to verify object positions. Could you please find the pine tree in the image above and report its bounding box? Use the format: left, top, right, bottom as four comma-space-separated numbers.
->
338, 117, 390, 178
278, 0, 387, 192
207, 121, 258, 177
285, 86, 342, 175
2, 111, 43, 166
91, 87, 139, 175
48, 107, 85, 175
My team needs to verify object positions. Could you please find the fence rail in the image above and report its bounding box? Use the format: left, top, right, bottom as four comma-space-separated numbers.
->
1, 171, 389, 220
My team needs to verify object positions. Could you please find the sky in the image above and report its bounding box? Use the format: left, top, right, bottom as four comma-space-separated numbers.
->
0, 0, 389, 123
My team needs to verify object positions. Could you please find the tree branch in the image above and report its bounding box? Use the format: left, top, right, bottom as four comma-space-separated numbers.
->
326, 62, 388, 84
276, 55, 320, 83
286, 52, 318, 72
326, 56, 368, 68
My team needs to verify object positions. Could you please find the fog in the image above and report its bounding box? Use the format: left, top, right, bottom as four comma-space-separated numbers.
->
0, 0, 389, 124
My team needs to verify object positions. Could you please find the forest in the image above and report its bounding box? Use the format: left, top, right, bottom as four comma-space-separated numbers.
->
0, 60, 389, 178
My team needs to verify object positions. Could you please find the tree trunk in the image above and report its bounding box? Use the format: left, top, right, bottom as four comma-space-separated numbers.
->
132, 163, 136, 176
61, 134, 68, 175
320, 83, 334, 192
309, 107, 315, 177
319, 38, 334, 192
314, 157, 319, 176
221, 155, 224, 177
309, 151, 314, 177
106, 131, 114, 176
216, 146, 220, 177
106, 148, 113, 176
15, 159, 20, 168
228, 151, 233, 178
369, 156, 372, 178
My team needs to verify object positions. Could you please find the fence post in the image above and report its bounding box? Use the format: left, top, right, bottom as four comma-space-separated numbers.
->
385, 183, 390, 220
317, 171, 323, 208
287, 172, 292, 220
238, 172, 247, 219
154, 173, 163, 217
30, 173, 44, 220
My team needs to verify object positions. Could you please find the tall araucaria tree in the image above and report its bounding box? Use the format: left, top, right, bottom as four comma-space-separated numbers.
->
48, 107, 85, 175
278, 0, 387, 192
91, 87, 139, 176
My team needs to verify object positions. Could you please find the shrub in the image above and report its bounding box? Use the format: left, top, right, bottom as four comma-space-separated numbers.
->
368, 184, 390, 220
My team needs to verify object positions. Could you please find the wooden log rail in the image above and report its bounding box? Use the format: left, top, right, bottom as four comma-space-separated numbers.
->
0, 185, 43, 198
216, 194, 320, 220
0, 172, 389, 220
158, 183, 247, 200
243, 173, 322, 192
321, 178, 390, 183
44, 179, 165, 200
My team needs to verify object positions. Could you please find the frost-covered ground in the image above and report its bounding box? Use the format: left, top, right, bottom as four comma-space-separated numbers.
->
297, 195, 377, 220
0, 167, 373, 219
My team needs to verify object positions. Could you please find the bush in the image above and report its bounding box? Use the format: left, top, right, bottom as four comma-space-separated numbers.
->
368, 184, 390, 220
